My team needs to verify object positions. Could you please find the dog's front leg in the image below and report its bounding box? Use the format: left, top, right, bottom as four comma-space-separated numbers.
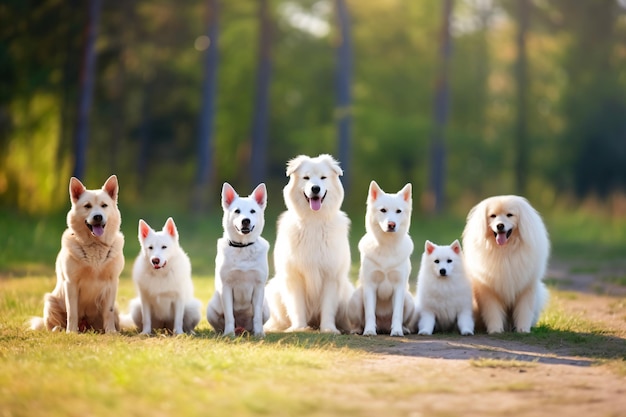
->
284, 274, 308, 331
252, 283, 266, 337
102, 284, 118, 334
221, 286, 236, 336
390, 283, 406, 337
513, 285, 536, 333
173, 298, 185, 335
64, 280, 79, 333
320, 280, 340, 334
362, 284, 377, 336
140, 298, 152, 335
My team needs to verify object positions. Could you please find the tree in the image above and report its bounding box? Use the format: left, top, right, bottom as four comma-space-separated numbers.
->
514, 0, 529, 195
428, 0, 454, 213
335, 0, 353, 191
249, 0, 272, 186
72, 0, 102, 180
193, 0, 220, 212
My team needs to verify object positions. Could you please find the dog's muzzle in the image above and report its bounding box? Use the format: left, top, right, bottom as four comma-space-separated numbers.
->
304, 186, 327, 211
86, 214, 106, 237
236, 218, 255, 235
151, 257, 166, 269
493, 224, 512, 246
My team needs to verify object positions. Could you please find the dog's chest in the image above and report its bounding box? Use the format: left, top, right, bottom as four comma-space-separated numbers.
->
218, 243, 268, 285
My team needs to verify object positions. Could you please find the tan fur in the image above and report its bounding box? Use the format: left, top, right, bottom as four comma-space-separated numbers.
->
462, 195, 550, 333
30, 176, 124, 333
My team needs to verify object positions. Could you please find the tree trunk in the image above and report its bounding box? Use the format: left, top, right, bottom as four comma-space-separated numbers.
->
249, 0, 272, 187
193, 0, 219, 212
428, 0, 453, 213
514, 0, 529, 195
335, 0, 352, 191
72, 0, 101, 180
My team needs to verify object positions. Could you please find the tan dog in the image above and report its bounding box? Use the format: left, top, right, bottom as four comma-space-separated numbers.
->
31, 176, 124, 333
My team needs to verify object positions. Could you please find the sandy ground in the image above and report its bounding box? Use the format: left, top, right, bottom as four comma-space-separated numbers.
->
342, 263, 626, 417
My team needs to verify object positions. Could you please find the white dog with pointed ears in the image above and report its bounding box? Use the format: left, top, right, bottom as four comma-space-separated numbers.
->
415, 240, 474, 335
348, 181, 415, 336
206, 182, 270, 337
265, 154, 354, 334
462, 195, 550, 333
127, 217, 202, 335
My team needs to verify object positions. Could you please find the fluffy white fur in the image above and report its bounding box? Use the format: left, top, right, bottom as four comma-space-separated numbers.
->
127, 217, 201, 335
264, 154, 354, 334
348, 181, 415, 336
206, 183, 270, 337
415, 240, 474, 335
30, 176, 124, 333
462, 195, 550, 333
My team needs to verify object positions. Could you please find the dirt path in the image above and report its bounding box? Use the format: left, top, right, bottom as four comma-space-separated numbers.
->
348, 263, 626, 417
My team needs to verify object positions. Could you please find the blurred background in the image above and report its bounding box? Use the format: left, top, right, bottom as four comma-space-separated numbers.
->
1, 0, 626, 218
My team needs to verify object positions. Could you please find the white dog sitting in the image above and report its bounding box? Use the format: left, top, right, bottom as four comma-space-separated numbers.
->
206, 183, 270, 337
127, 217, 202, 335
264, 154, 354, 334
414, 240, 474, 336
348, 181, 415, 336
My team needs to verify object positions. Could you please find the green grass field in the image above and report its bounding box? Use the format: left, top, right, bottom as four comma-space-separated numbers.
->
1, 207, 625, 416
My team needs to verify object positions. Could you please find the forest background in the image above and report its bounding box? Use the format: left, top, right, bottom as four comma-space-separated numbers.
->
2, 0, 626, 218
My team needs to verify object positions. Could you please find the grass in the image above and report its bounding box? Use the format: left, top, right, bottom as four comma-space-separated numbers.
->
1, 208, 626, 416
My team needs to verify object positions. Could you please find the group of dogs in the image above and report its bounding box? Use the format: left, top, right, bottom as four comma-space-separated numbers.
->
30, 154, 551, 337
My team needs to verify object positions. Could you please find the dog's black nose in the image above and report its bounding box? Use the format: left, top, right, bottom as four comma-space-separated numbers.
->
496, 223, 505, 231
93, 214, 103, 222
152, 258, 160, 265
242, 218, 250, 227
311, 185, 321, 195
439, 269, 447, 276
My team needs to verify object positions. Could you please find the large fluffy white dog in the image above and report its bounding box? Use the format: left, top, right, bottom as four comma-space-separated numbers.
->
348, 181, 415, 336
264, 154, 354, 334
462, 195, 550, 333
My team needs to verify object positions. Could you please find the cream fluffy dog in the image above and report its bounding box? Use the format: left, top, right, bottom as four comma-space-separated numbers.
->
31, 176, 124, 333
264, 154, 354, 334
348, 181, 415, 336
462, 195, 550, 333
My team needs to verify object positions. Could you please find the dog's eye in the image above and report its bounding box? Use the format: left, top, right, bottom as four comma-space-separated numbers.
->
85, 203, 92, 209
250, 209, 256, 214
148, 246, 153, 250
434, 259, 440, 264
507, 213, 513, 217
489, 214, 496, 218
380, 208, 387, 213
396, 209, 401, 214
101, 203, 108, 208
447, 259, 452, 263
321, 176, 327, 180
161, 245, 167, 249
303, 176, 310, 180
235, 209, 240, 214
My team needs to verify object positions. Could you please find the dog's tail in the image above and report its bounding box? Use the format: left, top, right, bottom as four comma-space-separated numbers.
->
29, 317, 46, 331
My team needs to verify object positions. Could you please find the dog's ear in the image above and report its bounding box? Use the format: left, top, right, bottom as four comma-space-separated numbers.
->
286, 155, 307, 176
425, 240, 436, 255
164, 217, 178, 241
368, 180, 381, 202
251, 183, 267, 209
69, 177, 86, 204
222, 182, 238, 210
319, 154, 343, 176
450, 239, 462, 255
399, 183, 412, 202
102, 175, 119, 202
138, 219, 152, 241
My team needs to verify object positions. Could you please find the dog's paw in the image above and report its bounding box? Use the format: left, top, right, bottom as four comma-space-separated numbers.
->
390, 328, 404, 337
320, 326, 340, 335
515, 327, 531, 333
286, 325, 310, 333
417, 329, 432, 336
362, 328, 377, 336
460, 329, 474, 336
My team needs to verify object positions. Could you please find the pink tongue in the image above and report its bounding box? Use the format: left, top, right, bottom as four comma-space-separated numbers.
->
92, 225, 104, 237
496, 233, 508, 246
310, 198, 322, 211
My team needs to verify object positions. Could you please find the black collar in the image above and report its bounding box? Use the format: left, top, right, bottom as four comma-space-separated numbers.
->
228, 240, 255, 248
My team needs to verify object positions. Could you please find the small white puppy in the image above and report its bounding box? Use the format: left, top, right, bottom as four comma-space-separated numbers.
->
414, 240, 474, 335
128, 217, 202, 335
206, 183, 270, 337
264, 154, 354, 334
348, 181, 415, 336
